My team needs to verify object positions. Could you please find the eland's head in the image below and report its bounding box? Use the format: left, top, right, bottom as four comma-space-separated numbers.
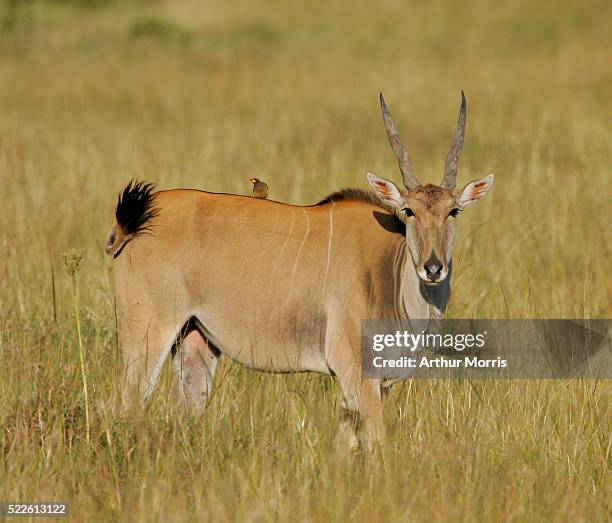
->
367, 91, 494, 285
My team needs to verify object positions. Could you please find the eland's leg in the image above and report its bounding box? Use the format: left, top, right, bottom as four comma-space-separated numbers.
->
120, 318, 179, 412
326, 327, 386, 451
359, 379, 386, 450
172, 329, 218, 416
337, 375, 385, 452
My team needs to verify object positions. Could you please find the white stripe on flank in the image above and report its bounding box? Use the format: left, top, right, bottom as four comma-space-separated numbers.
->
322, 201, 335, 294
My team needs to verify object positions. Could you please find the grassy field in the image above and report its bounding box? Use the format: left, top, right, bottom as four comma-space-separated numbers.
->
0, 0, 610, 521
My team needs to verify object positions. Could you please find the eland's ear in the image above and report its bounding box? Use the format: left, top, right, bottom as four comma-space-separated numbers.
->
367, 173, 405, 209
457, 174, 494, 208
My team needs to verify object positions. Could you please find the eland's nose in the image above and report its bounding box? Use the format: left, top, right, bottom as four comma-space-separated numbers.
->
424, 254, 443, 281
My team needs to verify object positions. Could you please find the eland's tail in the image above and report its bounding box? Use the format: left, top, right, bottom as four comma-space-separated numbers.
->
105, 180, 159, 257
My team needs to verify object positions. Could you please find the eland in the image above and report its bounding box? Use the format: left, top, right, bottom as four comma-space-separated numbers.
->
105, 92, 494, 449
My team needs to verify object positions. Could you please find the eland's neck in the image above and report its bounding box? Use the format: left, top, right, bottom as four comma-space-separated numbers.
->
398, 244, 451, 322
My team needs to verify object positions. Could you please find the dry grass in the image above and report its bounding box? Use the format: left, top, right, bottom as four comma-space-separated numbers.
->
0, 0, 610, 521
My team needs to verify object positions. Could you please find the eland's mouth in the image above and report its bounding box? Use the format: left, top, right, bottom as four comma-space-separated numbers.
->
417, 268, 448, 286
421, 278, 444, 286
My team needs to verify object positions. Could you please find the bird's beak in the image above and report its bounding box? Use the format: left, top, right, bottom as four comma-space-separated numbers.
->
249, 178, 255, 184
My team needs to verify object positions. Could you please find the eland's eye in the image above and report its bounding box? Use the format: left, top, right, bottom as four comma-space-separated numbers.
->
403, 208, 415, 217
449, 208, 461, 218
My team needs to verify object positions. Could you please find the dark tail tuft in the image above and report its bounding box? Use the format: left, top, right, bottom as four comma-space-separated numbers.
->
115, 180, 159, 236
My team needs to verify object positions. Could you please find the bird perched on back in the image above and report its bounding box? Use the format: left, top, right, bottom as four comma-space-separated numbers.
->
249, 178, 269, 199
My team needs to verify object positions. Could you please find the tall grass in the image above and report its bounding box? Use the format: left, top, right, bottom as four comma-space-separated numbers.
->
0, 0, 610, 521
62, 248, 90, 446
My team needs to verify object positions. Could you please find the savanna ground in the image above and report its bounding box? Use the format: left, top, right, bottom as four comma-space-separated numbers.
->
0, 0, 610, 521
